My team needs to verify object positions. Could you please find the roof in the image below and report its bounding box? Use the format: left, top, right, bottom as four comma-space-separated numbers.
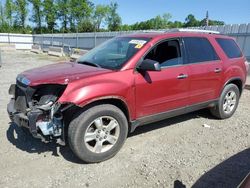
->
118, 30, 232, 40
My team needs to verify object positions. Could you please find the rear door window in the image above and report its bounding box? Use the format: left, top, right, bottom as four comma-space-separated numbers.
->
183, 37, 219, 64
216, 38, 242, 59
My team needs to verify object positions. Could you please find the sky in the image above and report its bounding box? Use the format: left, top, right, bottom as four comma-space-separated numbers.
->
1, 0, 249, 26
92, 0, 250, 25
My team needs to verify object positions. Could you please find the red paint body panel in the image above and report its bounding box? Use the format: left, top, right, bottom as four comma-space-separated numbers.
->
58, 70, 136, 120
187, 61, 223, 104
135, 66, 189, 118
22, 62, 112, 86
19, 32, 248, 122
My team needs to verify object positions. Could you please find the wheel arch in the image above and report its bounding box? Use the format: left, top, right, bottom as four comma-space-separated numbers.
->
223, 77, 243, 96
82, 97, 131, 122
62, 97, 131, 125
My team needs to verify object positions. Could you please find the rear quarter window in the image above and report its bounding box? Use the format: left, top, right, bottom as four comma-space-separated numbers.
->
216, 38, 242, 59
183, 37, 219, 64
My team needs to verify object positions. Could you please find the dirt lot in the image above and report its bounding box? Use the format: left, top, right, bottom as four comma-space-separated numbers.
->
0, 50, 249, 188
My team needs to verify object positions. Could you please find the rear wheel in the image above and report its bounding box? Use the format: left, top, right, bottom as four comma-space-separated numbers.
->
210, 84, 240, 119
68, 104, 128, 163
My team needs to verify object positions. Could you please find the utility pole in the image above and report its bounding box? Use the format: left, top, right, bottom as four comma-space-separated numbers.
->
206, 11, 209, 26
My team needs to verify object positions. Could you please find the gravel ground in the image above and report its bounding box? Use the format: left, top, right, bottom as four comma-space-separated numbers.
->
0, 50, 249, 188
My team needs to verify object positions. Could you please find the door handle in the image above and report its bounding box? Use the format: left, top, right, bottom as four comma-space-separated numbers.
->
177, 74, 188, 79
214, 68, 222, 73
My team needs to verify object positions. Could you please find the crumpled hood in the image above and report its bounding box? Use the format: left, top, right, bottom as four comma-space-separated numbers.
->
21, 62, 112, 86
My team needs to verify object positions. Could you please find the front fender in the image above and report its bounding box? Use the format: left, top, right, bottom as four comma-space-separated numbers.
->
58, 74, 135, 119
59, 80, 130, 103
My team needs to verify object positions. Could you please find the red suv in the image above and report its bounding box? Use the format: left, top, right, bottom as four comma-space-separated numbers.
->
7, 30, 249, 163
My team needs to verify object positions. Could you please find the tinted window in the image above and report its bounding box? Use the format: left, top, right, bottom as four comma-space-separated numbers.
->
216, 38, 242, 58
144, 39, 183, 67
183, 37, 219, 64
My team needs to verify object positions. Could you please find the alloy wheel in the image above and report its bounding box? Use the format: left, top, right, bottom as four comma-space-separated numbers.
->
84, 116, 120, 153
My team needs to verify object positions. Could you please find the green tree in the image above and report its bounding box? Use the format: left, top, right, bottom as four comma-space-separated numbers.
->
0, 1, 228, 34
29, 0, 43, 33
0, 3, 5, 27
78, 18, 95, 32
106, 2, 121, 31
0, 3, 4, 24
0, 3, 10, 33
169, 21, 184, 28
128, 13, 171, 30
57, 0, 69, 32
14, 0, 28, 28
152, 13, 171, 29
120, 24, 131, 31
93, 4, 109, 31
43, 0, 57, 32
184, 14, 200, 27
210, 20, 224, 25
5, 0, 14, 26
69, 0, 93, 32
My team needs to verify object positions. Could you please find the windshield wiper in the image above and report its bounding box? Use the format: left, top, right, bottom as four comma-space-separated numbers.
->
78, 61, 101, 68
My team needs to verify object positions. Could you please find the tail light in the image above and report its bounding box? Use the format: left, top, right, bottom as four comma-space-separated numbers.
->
245, 61, 249, 72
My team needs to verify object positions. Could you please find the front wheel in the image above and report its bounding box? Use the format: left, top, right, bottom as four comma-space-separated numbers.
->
68, 104, 128, 163
210, 84, 240, 119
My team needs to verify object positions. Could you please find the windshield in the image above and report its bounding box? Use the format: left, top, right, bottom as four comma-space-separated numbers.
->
77, 37, 150, 70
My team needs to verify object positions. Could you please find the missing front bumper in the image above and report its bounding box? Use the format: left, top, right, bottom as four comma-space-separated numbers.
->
7, 98, 65, 144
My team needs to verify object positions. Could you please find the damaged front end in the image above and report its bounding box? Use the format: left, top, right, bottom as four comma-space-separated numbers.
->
7, 76, 70, 145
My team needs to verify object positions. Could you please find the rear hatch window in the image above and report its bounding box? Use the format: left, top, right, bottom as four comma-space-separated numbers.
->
216, 38, 243, 59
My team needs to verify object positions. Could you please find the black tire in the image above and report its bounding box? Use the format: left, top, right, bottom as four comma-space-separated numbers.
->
210, 84, 240, 119
68, 104, 128, 163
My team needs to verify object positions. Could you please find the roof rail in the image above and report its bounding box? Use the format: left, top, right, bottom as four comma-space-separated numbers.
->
142, 30, 165, 33
166, 28, 220, 34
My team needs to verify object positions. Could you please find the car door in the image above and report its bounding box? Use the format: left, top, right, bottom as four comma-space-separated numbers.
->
135, 38, 190, 118
182, 37, 223, 105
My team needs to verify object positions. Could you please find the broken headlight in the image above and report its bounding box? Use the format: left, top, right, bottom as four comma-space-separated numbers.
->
32, 84, 67, 107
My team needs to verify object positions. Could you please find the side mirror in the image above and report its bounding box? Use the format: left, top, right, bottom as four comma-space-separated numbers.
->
137, 59, 161, 71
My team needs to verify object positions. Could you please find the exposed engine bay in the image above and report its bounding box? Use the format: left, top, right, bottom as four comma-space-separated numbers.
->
7, 77, 69, 145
